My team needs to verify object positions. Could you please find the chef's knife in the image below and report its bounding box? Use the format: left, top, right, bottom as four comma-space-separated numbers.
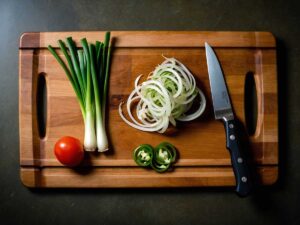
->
205, 42, 252, 196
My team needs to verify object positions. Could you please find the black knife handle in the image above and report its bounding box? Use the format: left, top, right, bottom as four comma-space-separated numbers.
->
223, 119, 253, 196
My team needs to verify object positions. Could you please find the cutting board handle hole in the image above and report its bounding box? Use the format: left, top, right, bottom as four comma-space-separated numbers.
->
244, 72, 258, 136
36, 73, 47, 139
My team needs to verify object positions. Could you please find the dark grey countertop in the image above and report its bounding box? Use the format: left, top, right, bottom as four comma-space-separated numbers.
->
1, 0, 299, 224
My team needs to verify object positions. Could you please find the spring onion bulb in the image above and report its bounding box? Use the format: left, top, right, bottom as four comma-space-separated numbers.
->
48, 32, 111, 152
119, 57, 206, 133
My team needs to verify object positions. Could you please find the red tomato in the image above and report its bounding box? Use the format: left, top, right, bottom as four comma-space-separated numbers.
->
54, 136, 84, 167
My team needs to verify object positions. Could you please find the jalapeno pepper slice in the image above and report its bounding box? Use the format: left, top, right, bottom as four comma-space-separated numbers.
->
133, 142, 177, 173
154, 142, 177, 165
133, 144, 154, 167
150, 158, 171, 173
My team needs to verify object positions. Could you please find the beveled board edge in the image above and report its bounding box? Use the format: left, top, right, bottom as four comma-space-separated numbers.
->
19, 49, 35, 166
20, 31, 276, 48
20, 166, 278, 188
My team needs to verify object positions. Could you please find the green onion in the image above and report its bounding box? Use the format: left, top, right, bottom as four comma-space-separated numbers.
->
48, 32, 111, 152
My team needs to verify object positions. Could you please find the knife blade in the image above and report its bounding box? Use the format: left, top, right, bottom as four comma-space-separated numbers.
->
205, 42, 252, 196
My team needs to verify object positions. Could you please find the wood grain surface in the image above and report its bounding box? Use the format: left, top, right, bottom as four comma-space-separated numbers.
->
19, 31, 278, 188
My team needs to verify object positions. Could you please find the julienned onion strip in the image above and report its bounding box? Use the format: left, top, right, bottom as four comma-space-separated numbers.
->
48, 32, 111, 152
133, 142, 177, 173
119, 57, 206, 133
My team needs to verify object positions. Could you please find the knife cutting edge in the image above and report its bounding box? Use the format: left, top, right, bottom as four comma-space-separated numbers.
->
205, 42, 253, 196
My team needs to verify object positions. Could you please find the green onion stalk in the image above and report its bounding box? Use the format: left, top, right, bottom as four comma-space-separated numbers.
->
48, 32, 111, 152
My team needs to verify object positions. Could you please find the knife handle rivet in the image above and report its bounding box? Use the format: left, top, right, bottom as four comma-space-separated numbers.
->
237, 157, 243, 163
230, 135, 235, 140
229, 124, 234, 129
241, 177, 247, 183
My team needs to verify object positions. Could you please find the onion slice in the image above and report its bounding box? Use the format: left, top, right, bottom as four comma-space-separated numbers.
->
119, 57, 206, 132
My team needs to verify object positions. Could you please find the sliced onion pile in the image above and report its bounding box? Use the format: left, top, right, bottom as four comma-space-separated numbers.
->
119, 57, 206, 133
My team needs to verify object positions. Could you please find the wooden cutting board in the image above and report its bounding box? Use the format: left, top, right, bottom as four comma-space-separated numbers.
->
19, 31, 278, 188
